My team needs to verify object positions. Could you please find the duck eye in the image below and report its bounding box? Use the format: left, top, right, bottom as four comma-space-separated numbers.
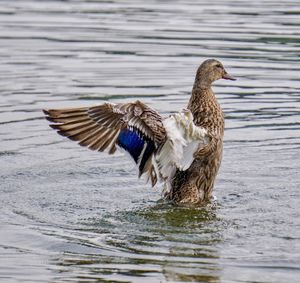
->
216, 64, 223, 69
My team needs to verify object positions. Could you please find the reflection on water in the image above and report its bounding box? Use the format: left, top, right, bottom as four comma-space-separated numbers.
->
53, 205, 222, 282
0, 0, 300, 282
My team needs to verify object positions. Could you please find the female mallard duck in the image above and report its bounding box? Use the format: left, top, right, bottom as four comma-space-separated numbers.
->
44, 59, 235, 204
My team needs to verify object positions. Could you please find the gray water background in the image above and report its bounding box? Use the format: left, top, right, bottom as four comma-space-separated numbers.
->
0, 1, 300, 282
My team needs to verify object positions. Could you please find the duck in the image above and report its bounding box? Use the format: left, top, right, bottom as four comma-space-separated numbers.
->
43, 59, 235, 205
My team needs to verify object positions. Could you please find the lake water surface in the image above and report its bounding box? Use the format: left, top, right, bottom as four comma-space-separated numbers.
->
0, 1, 300, 282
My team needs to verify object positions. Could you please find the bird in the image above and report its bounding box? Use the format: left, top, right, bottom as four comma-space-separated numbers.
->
43, 59, 235, 205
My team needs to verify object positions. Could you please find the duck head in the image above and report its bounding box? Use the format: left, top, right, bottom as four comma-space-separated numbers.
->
194, 59, 236, 89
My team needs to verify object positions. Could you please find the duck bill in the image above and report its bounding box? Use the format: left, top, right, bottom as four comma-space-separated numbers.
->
222, 72, 236, 81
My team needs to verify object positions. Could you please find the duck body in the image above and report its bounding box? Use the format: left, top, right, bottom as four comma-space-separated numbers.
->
44, 59, 235, 205
167, 87, 225, 204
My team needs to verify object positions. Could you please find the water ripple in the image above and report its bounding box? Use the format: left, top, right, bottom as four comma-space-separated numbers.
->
0, 0, 299, 282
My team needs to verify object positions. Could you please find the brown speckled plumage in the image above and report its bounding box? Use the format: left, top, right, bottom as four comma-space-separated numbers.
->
165, 59, 235, 204
44, 59, 235, 205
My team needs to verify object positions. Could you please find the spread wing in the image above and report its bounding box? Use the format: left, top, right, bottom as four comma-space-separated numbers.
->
43, 100, 166, 186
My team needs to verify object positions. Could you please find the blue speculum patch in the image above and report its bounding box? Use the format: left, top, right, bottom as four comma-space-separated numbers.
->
117, 128, 145, 163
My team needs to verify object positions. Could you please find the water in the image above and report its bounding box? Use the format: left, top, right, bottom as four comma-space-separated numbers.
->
0, 0, 299, 282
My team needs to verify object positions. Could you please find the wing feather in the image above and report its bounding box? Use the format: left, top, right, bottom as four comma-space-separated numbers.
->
43, 100, 166, 186
156, 110, 210, 183
44, 104, 211, 189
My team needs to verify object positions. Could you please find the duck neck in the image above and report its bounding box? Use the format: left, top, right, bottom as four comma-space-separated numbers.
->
193, 69, 214, 90
187, 81, 224, 137
188, 82, 214, 113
